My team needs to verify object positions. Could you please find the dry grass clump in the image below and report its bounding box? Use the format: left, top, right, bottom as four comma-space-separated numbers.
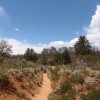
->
16, 91, 32, 100
0, 66, 43, 100
30, 92, 35, 97
24, 96, 32, 100
0, 74, 16, 93
73, 70, 81, 75
49, 66, 60, 81
7, 69, 20, 76
22, 68, 34, 76
21, 68, 43, 86
63, 69, 72, 76
32, 74, 43, 86
85, 83, 93, 90
82, 68, 90, 76
95, 71, 100, 79
89, 70, 96, 77
16, 90, 26, 98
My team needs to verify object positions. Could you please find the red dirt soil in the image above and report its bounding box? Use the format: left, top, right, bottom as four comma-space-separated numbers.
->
32, 74, 52, 100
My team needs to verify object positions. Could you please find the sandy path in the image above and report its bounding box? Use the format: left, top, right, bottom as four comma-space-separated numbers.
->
33, 74, 52, 100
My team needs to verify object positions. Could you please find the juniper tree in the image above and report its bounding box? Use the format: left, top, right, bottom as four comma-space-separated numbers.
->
74, 36, 93, 55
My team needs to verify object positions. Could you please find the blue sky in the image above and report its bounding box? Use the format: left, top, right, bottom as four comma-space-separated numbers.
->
0, 0, 100, 54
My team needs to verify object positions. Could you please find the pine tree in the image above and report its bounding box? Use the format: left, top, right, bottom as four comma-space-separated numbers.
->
40, 54, 47, 65
74, 36, 93, 55
24, 48, 30, 60
62, 50, 71, 64
53, 53, 62, 65
24, 48, 38, 62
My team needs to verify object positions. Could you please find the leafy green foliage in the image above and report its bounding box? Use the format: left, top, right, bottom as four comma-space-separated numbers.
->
50, 67, 60, 81
81, 89, 100, 100
48, 93, 60, 100
0, 40, 12, 57
53, 53, 62, 65
18, 59, 28, 69
70, 74, 85, 84
61, 50, 71, 64
39, 54, 47, 65
60, 79, 72, 94
74, 36, 93, 55
53, 50, 71, 65
61, 89, 76, 100
24, 48, 38, 62
85, 83, 93, 90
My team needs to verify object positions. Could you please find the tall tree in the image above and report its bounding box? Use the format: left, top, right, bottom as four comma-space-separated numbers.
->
39, 54, 47, 65
62, 50, 71, 64
53, 53, 62, 65
0, 40, 12, 57
24, 48, 38, 62
53, 50, 71, 65
74, 36, 93, 55
24, 48, 30, 60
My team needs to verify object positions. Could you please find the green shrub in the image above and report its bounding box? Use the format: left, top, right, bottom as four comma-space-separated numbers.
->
73, 70, 81, 75
61, 69, 72, 76
81, 89, 100, 100
60, 79, 72, 94
50, 67, 60, 81
18, 59, 28, 69
85, 83, 93, 90
0, 74, 7, 81
61, 95, 75, 100
48, 93, 60, 100
70, 74, 85, 84
82, 69, 89, 76
61, 89, 76, 100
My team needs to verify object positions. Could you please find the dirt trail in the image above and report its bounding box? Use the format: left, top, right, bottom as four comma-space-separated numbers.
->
33, 74, 52, 100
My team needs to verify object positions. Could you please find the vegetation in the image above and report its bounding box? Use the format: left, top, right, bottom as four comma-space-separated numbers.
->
74, 36, 93, 55
59, 79, 72, 94
24, 48, 38, 62
81, 89, 100, 100
0, 40, 12, 57
70, 74, 85, 84
0, 36, 100, 100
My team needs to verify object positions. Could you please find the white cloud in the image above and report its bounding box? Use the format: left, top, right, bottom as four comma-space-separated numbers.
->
0, 7, 8, 18
86, 5, 100, 47
48, 38, 78, 48
14, 28, 19, 32
2, 5, 100, 54
4, 38, 44, 55
69, 38, 78, 47
0, 38, 78, 55
49, 41, 66, 47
